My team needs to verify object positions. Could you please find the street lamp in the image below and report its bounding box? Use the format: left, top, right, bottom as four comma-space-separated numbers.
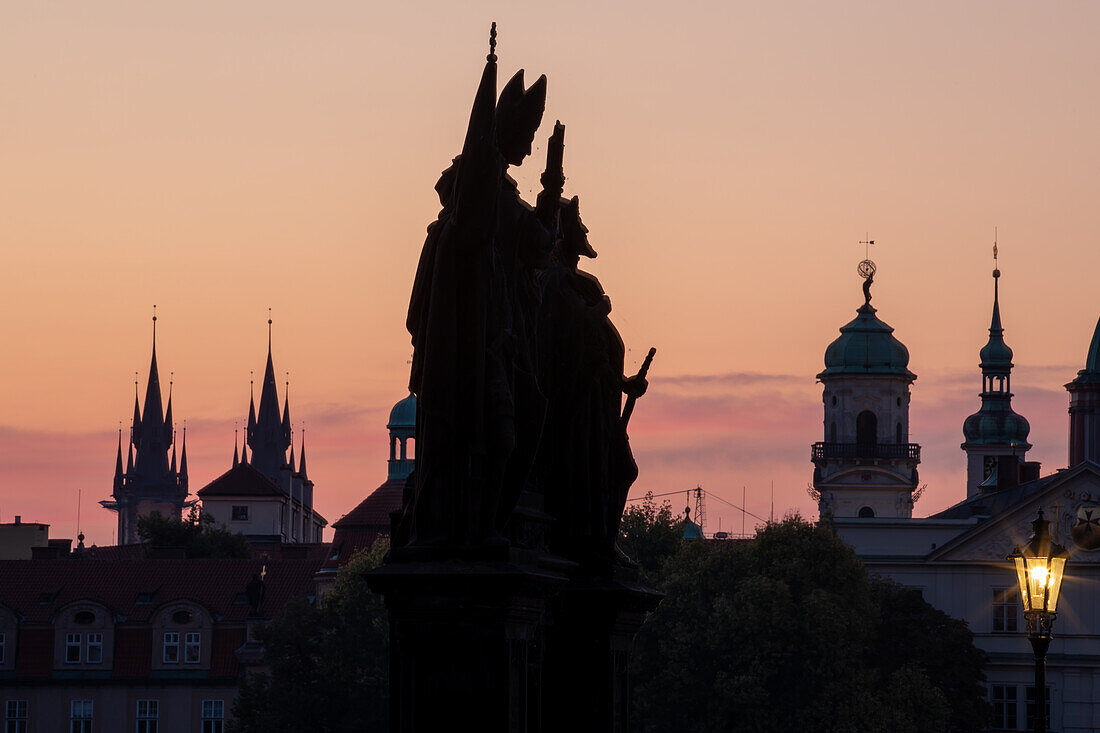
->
1008, 508, 1068, 733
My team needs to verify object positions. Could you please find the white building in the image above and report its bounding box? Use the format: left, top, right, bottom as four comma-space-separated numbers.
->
816, 264, 1100, 732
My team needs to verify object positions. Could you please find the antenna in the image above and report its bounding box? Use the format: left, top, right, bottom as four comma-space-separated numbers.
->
76, 488, 82, 539
770, 480, 774, 523
742, 485, 746, 537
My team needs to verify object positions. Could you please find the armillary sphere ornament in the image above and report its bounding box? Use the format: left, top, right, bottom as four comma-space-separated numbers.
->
857, 259, 877, 279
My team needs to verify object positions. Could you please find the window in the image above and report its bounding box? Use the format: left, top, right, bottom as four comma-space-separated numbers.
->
992, 588, 1018, 633
856, 410, 877, 454
0, 632, 5, 663
231, 505, 248, 521
184, 632, 201, 664
5, 700, 27, 733
86, 633, 103, 664
136, 700, 158, 733
1025, 685, 1052, 731
65, 633, 81, 663
989, 685, 1017, 730
858, 506, 875, 518
70, 700, 92, 733
163, 632, 179, 663
201, 700, 224, 733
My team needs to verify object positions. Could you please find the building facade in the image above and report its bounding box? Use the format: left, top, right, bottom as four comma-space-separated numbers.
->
0, 555, 323, 733
820, 265, 1100, 732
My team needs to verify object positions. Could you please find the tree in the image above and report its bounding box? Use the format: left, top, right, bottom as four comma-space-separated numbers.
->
628, 516, 987, 733
136, 507, 251, 559
618, 492, 683, 585
230, 537, 390, 733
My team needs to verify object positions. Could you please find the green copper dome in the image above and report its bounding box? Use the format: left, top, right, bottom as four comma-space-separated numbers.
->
388, 393, 417, 429
963, 405, 1031, 446
819, 303, 915, 380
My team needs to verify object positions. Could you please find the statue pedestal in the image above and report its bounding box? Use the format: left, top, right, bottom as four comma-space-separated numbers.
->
541, 574, 663, 733
368, 556, 567, 733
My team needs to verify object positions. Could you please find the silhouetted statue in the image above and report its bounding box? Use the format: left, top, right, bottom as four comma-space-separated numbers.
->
404, 27, 551, 548
535, 189, 649, 564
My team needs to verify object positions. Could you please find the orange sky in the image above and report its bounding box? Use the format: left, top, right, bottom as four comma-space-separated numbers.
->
1, 2, 1098, 544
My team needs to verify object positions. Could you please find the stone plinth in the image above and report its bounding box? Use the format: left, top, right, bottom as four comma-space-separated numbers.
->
368, 555, 567, 733
541, 574, 662, 733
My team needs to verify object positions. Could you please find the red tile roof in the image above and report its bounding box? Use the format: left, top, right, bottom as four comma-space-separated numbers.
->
325, 478, 404, 567
0, 557, 322, 625
211, 626, 245, 678
113, 627, 152, 678
14, 628, 53, 678
332, 478, 404, 529
197, 462, 285, 498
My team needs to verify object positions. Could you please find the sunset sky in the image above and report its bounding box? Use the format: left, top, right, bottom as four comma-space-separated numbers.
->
1, 2, 1098, 545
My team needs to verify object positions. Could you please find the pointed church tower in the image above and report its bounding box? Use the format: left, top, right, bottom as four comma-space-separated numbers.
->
812, 263, 920, 519
1066, 316, 1100, 466
247, 317, 292, 482
100, 311, 191, 544
962, 260, 1032, 497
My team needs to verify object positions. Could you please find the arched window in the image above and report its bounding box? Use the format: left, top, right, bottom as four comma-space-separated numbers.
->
896, 423, 902, 444
856, 411, 877, 455
829, 422, 837, 443
858, 506, 875, 518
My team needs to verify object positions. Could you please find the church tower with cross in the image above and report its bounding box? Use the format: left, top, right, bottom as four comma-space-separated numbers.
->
811, 242, 922, 519
100, 311, 192, 544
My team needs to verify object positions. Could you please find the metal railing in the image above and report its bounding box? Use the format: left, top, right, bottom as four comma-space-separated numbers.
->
811, 442, 921, 461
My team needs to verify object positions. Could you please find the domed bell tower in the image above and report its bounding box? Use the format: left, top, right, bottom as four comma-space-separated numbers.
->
812, 249, 921, 519
961, 249, 1032, 497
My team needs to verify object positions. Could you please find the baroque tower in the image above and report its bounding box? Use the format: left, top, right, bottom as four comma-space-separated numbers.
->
1066, 317, 1100, 466
812, 264, 920, 519
961, 263, 1031, 496
101, 313, 190, 544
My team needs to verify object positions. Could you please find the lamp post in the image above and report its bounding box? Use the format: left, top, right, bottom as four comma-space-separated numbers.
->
1008, 508, 1069, 733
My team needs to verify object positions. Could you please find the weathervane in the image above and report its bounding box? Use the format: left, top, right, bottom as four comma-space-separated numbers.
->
857, 234, 876, 305
993, 227, 1000, 278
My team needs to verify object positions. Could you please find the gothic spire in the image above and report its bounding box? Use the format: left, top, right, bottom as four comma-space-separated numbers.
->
233, 427, 240, 468
179, 428, 188, 491
113, 429, 124, 492
249, 315, 292, 480
299, 430, 308, 480
170, 433, 178, 474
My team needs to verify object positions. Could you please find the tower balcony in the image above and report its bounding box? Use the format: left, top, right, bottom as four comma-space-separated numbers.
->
811, 442, 920, 462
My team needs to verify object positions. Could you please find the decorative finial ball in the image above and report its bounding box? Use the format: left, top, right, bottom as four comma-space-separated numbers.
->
993, 268, 1001, 278
78, 532, 84, 542
857, 259, 877, 279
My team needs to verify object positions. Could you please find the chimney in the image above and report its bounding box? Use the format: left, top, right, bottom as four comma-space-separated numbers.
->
14, 515, 21, 525
997, 455, 1019, 492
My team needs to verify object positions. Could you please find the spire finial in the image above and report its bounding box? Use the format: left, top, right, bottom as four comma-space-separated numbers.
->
993, 227, 1000, 279
488, 22, 497, 62
267, 308, 273, 350
857, 235, 877, 307
152, 304, 157, 346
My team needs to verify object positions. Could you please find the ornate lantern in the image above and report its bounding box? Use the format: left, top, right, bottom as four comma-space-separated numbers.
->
1008, 508, 1068, 637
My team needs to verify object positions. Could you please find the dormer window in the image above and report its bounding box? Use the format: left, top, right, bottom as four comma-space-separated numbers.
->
163, 632, 180, 663
86, 633, 103, 664
172, 610, 194, 625
184, 632, 201, 663
232, 505, 249, 521
65, 633, 81, 663
73, 611, 95, 625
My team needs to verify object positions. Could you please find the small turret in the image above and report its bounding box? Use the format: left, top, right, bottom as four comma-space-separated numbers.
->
962, 254, 1032, 496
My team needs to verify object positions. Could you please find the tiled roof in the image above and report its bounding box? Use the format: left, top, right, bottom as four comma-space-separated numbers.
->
0, 557, 322, 625
325, 478, 403, 567
197, 462, 285, 498
114, 627, 153, 678
930, 473, 1061, 520
332, 478, 404, 529
211, 627, 246, 678
14, 628, 53, 679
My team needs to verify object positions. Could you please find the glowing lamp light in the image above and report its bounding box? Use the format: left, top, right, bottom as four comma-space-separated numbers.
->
1008, 508, 1068, 621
